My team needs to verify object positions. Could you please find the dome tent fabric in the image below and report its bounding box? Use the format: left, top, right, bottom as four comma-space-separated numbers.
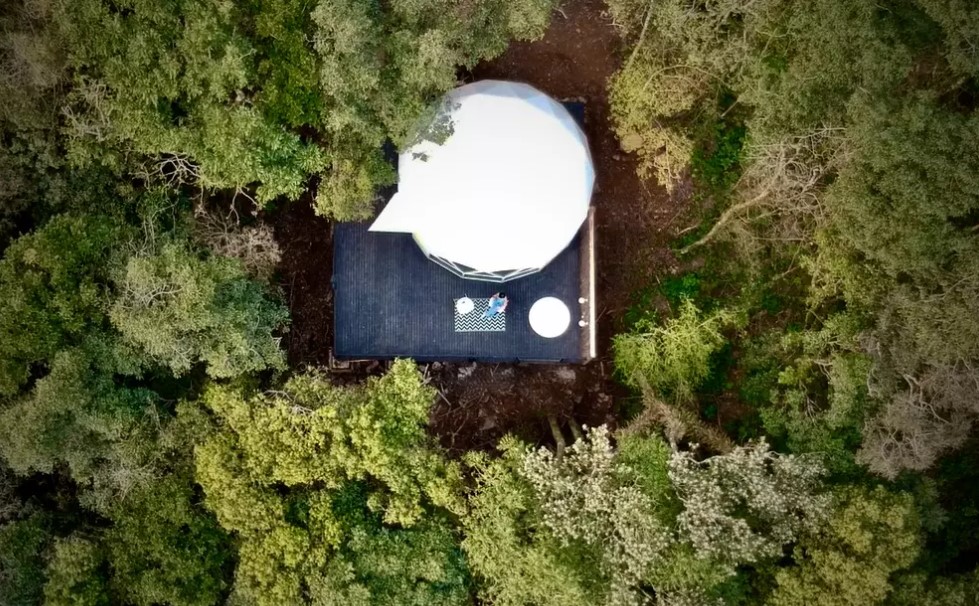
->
369, 80, 594, 282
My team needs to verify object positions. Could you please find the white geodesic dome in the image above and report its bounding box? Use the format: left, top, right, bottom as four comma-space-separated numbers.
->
369, 80, 594, 282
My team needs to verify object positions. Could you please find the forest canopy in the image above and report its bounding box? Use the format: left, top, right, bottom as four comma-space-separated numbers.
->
2, 0, 979, 605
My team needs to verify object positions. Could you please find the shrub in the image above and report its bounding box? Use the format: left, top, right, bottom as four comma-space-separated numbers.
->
614, 299, 734, 403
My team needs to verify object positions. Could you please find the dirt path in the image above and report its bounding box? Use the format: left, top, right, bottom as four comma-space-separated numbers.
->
275, 0, 689, 452
274, 195, 334, 369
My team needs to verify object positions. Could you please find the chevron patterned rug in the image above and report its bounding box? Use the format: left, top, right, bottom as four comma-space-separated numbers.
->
454, 298, 506, 332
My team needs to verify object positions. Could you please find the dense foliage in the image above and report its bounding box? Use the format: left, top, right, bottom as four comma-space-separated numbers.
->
0, 0, 558, 602
608, 0, 979, 603
465, 426, 831, 606
191, 360, 468, 605
2, 0, 979, 604
1, 0, 557, 217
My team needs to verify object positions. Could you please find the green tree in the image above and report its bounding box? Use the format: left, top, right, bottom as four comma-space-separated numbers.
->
28, 471, 231, 606
54, 0, 327, 202
669, 440, 830, 572
465, 427, 819, 606
889, 568, 979, 606
0, 514, 49, 606
915, 0, 979, 78
101, 474, 231, 606
0, 192, 290, 604
769, 486, 921, 606
44, 537, 110, 606
42, 0, 558, 213
0, 213, 131, 395
0, 348, 156, 490
606, 0, 913, 190
191, 360, 469, 606
241, 0, 323, 129
0, 199, 289, 493
0, 0, 66, 132
110, 241, 288, 379
826, 95, 979, 279
751, 315, 874, 474
810, 95, 979, 477
607, 0, 979, 481
614, 299, 733, 403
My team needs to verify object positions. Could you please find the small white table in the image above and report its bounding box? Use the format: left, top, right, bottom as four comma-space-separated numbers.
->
455, 297, 475, 315
529, 297, 571, 338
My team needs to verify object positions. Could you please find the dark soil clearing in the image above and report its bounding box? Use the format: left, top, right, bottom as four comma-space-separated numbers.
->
273, 193, 334, 369
274, 0, 693, 453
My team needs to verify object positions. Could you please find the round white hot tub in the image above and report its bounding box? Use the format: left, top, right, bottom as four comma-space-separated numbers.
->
529, 297, 571, 338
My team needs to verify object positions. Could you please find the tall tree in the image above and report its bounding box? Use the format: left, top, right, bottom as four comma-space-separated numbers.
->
42, 0, 558, 213
110, 241, 288, 379
465, 426, 829, 606
606, 0, 979, 479
769, 486, 921, 606
191, 360, 469, 606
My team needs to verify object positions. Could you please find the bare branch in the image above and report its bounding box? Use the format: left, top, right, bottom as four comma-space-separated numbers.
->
681, 127, 846, 255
